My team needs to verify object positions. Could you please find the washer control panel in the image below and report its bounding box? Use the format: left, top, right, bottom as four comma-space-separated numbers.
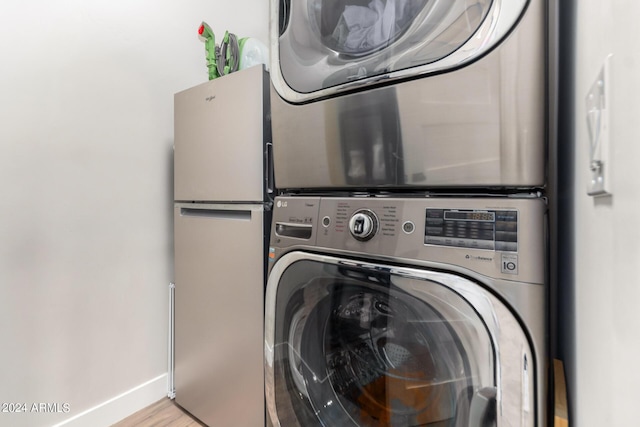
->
270, 196, 545, 284
348, 209, 378, 241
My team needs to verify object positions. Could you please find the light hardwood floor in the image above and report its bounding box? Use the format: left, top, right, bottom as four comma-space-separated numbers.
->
111, 398, 205, 427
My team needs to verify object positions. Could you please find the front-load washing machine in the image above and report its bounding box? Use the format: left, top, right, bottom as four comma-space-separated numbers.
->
265, 195, 546, 426
269, 0, 553, 190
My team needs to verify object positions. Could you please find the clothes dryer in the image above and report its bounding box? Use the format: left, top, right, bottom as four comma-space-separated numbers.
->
270, 0, 551, 190
265, 195, 546, 426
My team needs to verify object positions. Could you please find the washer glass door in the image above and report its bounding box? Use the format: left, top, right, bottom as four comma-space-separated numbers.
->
274, 0, 528, 100
266, 258, 495, 426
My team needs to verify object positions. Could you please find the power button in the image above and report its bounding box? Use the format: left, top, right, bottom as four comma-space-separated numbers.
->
402, 221, 415, 234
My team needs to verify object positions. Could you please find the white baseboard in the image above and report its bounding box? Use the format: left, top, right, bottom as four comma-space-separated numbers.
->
52, 374, 168, 427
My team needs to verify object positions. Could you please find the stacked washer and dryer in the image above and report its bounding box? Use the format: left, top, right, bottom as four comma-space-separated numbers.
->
265, 0, 554, 426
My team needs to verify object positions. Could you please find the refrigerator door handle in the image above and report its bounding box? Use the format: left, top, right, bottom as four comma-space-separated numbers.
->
266, 142, 275, 196
180, 207, 251, 221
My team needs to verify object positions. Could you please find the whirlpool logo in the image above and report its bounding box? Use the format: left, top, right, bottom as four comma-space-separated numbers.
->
205, 95, 216, 102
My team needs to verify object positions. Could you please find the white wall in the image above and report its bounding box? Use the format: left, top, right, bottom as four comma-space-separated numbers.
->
569, 1, 640, 425
0, 2, 267, 426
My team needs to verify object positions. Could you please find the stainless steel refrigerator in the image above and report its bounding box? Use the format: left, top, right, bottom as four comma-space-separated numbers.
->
172, 65, 272, 426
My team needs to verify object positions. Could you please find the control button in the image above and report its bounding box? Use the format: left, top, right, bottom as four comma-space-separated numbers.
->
470, 240, 495, 250
348, 209, 378, 241
496, 211, 518, 222
425, 236, 496, 250
425, 236, 445, 245
455, 239, 469, 248
322, 216, 331, 228
496, 241, 518, 252
495, 221, 518, 232
477, 230, 495, 240
426, 218, 444, 226
402, 221, 415, 234
426, 226, 444, 236
496, 231, 518, 242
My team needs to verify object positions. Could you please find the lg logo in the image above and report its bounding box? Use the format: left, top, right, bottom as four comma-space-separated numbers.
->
276, 200, 288, 208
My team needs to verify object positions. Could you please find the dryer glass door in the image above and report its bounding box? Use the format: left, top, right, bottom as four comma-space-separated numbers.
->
266, 258, 495, 426
274, 0, 527, 99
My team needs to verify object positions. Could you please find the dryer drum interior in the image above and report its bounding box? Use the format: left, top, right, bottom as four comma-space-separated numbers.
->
271, 259, 496, 426
310, 0, 430, 56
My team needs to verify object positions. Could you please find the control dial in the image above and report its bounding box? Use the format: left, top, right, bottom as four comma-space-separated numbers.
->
348, 209, 378, 241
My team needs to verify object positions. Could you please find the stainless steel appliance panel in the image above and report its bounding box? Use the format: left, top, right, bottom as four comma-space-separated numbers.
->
174, 65, 268, 202
174, 203, 265, 427
270, 0, 545, 189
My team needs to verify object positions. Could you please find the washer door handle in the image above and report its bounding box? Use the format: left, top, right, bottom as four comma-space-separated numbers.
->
469, 387, 497, 427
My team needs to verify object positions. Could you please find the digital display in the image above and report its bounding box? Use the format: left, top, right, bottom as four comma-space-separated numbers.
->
444, 211, 495, 222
